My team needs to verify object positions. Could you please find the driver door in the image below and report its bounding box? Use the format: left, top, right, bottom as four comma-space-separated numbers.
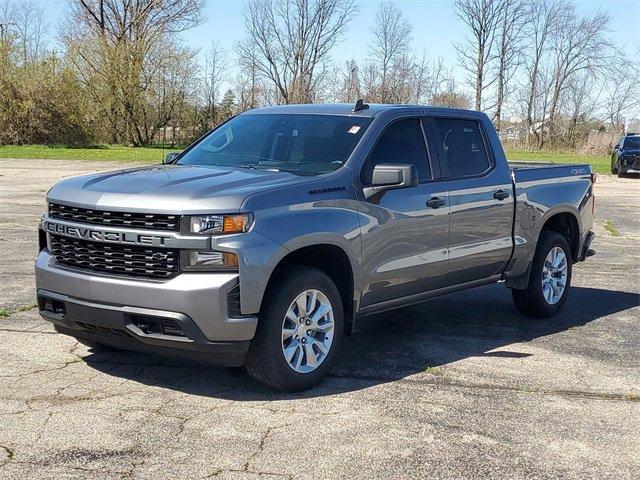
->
358, 117, 450, 308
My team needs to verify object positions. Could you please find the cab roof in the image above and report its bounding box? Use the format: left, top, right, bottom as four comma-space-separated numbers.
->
245, 103, 478, 118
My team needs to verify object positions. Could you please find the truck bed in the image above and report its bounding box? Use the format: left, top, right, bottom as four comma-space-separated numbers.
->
504, 160, 594, 289
509, 162, 592, 183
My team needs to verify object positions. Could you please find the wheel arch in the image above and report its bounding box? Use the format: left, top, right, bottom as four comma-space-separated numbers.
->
260, 242, 357, 334
506, 207, 581, 290
539, 210, 580, 262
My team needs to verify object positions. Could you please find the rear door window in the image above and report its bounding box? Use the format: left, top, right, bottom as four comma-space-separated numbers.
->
432, 118, 491, 178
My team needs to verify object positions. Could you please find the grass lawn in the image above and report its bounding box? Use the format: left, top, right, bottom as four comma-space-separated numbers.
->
0, 144, 173, 163
0, 144, 611, 174
505, 149, 610, 174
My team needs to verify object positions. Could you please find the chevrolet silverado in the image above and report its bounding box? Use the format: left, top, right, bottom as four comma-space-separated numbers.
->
36, 102, 596, 391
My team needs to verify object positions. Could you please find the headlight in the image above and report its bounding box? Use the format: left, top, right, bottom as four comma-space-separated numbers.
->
183, 214, 253, 235
181, 250, 239, 271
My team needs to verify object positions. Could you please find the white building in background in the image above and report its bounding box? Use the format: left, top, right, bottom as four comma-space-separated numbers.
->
625, 121, 640, 134
498, 116, 527, 141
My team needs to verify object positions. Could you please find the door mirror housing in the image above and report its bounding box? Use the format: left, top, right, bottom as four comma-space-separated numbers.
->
165, 152, 180, 163
364, 163, 419, 199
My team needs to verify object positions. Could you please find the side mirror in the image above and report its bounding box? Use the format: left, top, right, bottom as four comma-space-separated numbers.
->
363, 163, 419, 199
164, 152, 180, 163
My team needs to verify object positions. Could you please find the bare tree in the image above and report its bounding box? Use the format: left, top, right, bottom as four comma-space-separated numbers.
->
237, 0, 356, 104
13, 0, 48, 65
491, 0, 528, 132
602, 53, 640, 128
424, 57, 457, 105
337, 59, 361, 102
454, 0, 505, 111
368, 1, 412, 103
522, 0, 563, 146
236, 52, 265, 111
409, 51, 429, 104
431, 90, 472, 109
547, 5, 612, 138
564, 68, 600, 147
203, 41, 228, 127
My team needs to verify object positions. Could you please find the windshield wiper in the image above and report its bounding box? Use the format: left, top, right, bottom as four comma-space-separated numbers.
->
235, 164, 281, 172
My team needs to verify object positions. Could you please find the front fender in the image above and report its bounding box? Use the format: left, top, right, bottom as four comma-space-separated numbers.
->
221, 197, 363, 315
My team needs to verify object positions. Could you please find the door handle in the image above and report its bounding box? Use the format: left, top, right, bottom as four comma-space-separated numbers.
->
426, 196, 446, 209
493, 189, 510, 201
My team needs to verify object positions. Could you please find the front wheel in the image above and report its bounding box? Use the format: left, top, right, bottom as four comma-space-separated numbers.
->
245, 266, 343, 391
511, 231, 572, 318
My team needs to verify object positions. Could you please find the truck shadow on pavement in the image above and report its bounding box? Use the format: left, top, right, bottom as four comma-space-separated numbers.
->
82, 284, 639, 399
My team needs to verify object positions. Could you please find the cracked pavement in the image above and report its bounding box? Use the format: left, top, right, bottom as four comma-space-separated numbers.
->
0, 159, 639, 479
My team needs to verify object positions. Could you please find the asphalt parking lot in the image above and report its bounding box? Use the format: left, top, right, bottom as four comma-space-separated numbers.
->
0, 158, 638, 479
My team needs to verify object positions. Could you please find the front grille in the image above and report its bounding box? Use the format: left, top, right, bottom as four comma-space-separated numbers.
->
76, 321, 130, 337
49, 234, 179, 279
49, 203, 179, 231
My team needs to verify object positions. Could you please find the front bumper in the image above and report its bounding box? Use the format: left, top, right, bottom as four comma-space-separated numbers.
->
39, 290, 249, 366
36, 251, 258, 365
620, 158, 640, 173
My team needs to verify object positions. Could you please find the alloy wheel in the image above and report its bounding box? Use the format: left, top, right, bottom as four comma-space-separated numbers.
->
541, 247, 568, 305
281, 289, 335, 374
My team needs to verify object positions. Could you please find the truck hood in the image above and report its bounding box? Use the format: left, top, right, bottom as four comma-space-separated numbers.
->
47, 164, 315, 214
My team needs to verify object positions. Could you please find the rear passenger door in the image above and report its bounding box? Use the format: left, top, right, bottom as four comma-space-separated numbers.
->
428, 115, 514, 285
358, 117, 450, 307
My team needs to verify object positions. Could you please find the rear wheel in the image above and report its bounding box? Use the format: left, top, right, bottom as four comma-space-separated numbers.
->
245, 266, 343, 391
511, 231, 572, 318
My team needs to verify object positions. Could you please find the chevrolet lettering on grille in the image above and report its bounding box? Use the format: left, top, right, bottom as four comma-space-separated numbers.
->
44, 220, 172, 247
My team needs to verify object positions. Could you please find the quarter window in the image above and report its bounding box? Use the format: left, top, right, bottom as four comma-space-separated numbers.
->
363, 118, 431, 183
432, 118, 491, 178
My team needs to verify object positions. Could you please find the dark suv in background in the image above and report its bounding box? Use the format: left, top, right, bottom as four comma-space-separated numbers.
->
611, 133, 640, 177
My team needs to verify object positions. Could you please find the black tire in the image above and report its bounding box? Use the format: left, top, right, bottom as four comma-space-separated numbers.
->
611, 162, 618, 174
245, 266, 344, 391
511, 231, 572, 318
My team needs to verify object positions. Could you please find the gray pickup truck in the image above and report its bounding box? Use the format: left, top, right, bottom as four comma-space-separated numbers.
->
36, 103, 596, 391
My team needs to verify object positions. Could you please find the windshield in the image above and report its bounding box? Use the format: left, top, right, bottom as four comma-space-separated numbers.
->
177, 113, 372, 174
623, 136, 640, 149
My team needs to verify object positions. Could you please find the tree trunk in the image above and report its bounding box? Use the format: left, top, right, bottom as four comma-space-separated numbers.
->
475, 45, 483, 111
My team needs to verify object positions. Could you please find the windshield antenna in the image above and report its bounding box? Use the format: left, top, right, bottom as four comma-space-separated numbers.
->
353, 99, 369, 113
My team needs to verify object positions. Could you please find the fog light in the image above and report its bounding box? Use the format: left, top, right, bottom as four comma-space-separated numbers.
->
181, 250, 238, 271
